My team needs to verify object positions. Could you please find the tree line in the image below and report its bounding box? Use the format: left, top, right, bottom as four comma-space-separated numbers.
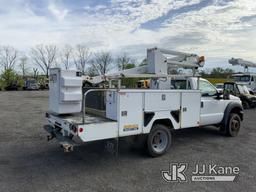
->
0, 44, 236, 89
0, 44, 138, 79
0, 44, 139, 89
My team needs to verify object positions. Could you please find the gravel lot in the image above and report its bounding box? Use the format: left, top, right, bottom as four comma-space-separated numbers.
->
0, 91, 255, 192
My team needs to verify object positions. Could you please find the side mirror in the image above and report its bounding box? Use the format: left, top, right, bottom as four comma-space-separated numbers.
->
215, 90, 222, 99
223, 89, 230, 100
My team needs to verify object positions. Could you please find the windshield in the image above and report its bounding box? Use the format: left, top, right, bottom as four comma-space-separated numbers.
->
237, 84, 250, 94
233, 75, 250, 82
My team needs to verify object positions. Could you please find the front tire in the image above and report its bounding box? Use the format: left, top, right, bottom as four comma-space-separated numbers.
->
147, 124, 171, 157
225, 113, 241, 137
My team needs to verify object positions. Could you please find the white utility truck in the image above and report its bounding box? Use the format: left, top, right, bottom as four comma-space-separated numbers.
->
229, 58, 256, 94
44, 48, 243, 157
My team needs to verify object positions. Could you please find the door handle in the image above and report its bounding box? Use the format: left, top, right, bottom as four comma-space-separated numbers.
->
182, 107, 187, 112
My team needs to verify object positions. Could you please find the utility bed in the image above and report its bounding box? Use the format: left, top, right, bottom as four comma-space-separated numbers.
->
46, 89, 202, 147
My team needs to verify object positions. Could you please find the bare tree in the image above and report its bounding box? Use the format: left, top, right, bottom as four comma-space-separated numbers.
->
0, 46, 18, 70
61, 44, 73, 70
32, 68, 39, 78
86, 66, 98, 76
74, 44, 90, 74
91, 52, 113, 75
30, 44, 57, 77
19, 55, 29, 77
116, 53, 135, 70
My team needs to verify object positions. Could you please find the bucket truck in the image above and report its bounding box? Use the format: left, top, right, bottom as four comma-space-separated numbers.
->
44, 48, 243, 157
229, 58, 256, 94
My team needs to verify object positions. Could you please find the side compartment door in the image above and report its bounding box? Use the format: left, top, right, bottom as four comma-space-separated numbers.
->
181, 92, 201, 128
118, 92, 143, 137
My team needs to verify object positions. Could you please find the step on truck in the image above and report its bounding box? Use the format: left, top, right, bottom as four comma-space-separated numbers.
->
44, 48, 243, 157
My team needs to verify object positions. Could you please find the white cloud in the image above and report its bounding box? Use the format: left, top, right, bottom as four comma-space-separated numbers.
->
48, 3, 69, 21
0, 0, 256, 71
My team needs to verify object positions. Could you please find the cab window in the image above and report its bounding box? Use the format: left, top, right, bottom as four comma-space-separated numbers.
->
171, 80, 191, 89
199, 80, 217, 96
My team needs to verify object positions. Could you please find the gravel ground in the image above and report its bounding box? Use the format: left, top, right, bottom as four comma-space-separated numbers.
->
0, 91, 255, 192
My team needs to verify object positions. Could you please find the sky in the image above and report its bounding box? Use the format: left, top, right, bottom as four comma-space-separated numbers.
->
0, 0, 256, 72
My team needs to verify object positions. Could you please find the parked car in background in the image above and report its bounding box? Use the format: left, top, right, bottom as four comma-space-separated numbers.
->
4, 81, 19, 91
23, 79, 39, 90
224, 82, 256, 109
215, 83, 224, 93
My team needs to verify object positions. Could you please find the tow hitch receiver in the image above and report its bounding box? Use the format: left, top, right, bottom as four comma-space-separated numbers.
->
44, 125, 77, 152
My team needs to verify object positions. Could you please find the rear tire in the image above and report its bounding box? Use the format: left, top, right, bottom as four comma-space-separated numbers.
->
225, 113, 241, 137
147, 124, 171, 157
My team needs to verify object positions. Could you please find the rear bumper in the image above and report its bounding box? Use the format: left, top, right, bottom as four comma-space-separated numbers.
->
44, 125, 78, 152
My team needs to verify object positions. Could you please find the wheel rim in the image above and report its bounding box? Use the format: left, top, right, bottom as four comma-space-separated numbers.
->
151, 130, 168, 153
230, 115, 240, 135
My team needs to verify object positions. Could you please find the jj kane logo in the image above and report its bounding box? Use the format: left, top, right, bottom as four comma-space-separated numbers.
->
162, 163, 188, 182
162, 163, 239, 182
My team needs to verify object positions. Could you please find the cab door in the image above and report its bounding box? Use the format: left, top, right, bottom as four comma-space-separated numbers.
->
199, 80, 225, 126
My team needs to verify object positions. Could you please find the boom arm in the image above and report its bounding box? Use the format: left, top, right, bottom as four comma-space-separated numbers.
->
83, 47, 205, 85
229, 58, 256, 72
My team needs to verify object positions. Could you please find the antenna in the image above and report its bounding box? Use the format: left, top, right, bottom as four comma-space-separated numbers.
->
229, 58, 256, 72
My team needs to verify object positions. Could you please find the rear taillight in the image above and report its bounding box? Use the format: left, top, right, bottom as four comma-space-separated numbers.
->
79, 128, 84, 133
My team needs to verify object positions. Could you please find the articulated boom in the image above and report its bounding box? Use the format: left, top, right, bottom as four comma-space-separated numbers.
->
83, 47, 205, 85
229, 58, 256, 72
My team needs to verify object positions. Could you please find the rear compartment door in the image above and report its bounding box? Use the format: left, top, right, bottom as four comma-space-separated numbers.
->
118, 92, 143, 137
181, 92, 201, 128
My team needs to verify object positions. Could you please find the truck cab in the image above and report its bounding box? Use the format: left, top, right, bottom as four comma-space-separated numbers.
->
232, 73, 256, 94
170, 77, 242, 126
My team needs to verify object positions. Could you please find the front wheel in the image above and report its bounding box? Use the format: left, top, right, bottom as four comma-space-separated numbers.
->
147, 124, 171, 157
225, 113, 241, 137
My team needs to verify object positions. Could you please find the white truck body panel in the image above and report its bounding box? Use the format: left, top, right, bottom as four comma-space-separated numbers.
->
78, 122, 118, 142
144, 92, 180, 112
